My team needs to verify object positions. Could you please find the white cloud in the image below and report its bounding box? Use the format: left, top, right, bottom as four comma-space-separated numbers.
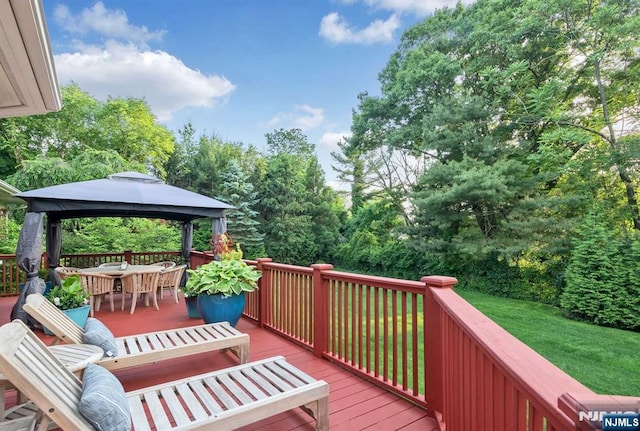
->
293, 105, 325, 129
266, 105, 325, 131
54, 42, 235, 122
54, 2, 165, 46
319, 12, 400, 44
365, 0, 475, 16
320, 131, 352, 153
51, 3, 234, 122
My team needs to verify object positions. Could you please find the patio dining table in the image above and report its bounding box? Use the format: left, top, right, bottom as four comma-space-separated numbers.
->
77, 265, 165, 298
77, 264, 165, 276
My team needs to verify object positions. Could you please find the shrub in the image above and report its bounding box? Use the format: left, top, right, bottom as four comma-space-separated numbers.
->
560, 213, 640, 331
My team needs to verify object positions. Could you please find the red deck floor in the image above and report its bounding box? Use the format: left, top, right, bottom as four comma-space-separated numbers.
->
1, 293, 437, 430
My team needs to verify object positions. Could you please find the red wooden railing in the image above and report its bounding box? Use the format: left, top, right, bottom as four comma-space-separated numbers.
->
0, 250, 182, 296
4, 250, 639, 430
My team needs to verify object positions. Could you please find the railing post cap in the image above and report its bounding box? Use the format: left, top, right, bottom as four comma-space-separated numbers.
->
421, 275, 458, 288
311, 263, 333, 271
256, 257, 273, 263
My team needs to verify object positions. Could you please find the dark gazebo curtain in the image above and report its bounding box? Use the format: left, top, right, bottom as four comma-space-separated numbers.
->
180, 221, 193, 286
46, 216, 62, 285
10, 212, 46, 326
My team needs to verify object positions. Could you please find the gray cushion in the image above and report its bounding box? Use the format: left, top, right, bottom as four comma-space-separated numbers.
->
83, 318, 118, 358
79, 364, 131, 431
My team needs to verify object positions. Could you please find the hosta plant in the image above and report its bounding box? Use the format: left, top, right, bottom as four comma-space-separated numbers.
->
185, 259, 261, 297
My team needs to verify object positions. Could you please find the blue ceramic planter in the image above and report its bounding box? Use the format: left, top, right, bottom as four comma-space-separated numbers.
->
197, 292, 245, 327
43, 304, 90, 335
184, 296, 201, 319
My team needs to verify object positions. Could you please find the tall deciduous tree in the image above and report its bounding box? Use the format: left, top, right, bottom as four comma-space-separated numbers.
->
0, 83, 175, 178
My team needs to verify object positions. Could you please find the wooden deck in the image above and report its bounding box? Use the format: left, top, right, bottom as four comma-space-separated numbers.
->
0, 293, 437, 430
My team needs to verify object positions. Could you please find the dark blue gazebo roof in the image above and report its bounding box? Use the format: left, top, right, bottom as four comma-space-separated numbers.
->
15, 172, 233, 222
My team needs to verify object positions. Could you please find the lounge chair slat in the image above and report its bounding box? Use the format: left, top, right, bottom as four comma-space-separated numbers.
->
156, 331, 174, 348
187, 379, 224, 414
159, 386, 191, 426
276, 357, 317, 384
135, 335, 153, 353
124, 336, 141, 354
240, 368, 282, 397
182, 327, 205, 343
142, 390, 172, 430
175, 382, 208, 421
115, 338, 126, 355
217, 373, 255, 405
229, 369, 269, 400
265, 360, 307, 388
166, 330, 187, 347
253, 363, 296, 392
128, 396, 150, 431
203, 376, 239, 410
145, 333, 164, 351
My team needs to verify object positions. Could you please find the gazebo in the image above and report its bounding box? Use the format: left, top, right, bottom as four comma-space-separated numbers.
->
10, 171, 234, 323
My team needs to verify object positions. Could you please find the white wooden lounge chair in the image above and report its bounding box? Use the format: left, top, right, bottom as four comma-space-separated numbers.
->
23, 293, 249, 369
0, 320, 329, 431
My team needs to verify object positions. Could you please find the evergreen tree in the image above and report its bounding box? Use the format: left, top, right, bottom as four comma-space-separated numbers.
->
303, 157, 344, 263
561, 212, 640, 330
216, 160, 265, 259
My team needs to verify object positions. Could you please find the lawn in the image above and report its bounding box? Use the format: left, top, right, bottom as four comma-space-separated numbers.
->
456, 289, 640, 396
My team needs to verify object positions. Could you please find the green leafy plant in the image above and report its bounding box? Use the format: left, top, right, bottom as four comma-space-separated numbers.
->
46, 274, 89, 310
185, 259, 261, 297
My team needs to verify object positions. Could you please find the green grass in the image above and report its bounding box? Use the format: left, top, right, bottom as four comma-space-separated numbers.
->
456, 289, 640, 396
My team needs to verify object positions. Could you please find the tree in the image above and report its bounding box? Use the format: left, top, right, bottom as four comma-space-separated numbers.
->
257, 128, 329, 265
561, 212, 640, 330
257, 153, 317, 264
0, 83, 175, 178
303, 158, 344, 262
265, 128, 314, 157
95, 97, 175, 178
216, 160, 265, 259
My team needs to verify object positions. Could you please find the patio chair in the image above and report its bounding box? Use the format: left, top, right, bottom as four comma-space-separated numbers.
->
156, 264, 186, 303
78, 273, 114, 317
23, 293, 250, 369
150, 260, 176, 269
0, 320, 329, 431
54, 266, 80, 280
120, 271, 161, 314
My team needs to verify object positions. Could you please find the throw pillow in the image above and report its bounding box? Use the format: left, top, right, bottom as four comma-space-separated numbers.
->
83, 318, 118, 358
79, 364, 131, 431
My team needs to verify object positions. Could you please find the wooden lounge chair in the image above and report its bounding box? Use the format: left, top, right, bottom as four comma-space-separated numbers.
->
0, 320, 329, 431
23, 293, 250, 369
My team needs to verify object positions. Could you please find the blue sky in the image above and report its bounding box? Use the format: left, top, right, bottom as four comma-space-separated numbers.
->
42, 0, 470, 187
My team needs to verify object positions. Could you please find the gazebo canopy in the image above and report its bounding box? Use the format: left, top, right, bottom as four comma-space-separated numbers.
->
10, 172, 233, 325
15, 171, 234, 222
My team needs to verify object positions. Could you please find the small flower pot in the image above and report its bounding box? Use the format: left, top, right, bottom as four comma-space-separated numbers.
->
43, 304, 90, 335
197, 292, 245, 327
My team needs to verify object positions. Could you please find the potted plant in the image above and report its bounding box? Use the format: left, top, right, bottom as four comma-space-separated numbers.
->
44, 274, 90, 334
185, 257, 261, 327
